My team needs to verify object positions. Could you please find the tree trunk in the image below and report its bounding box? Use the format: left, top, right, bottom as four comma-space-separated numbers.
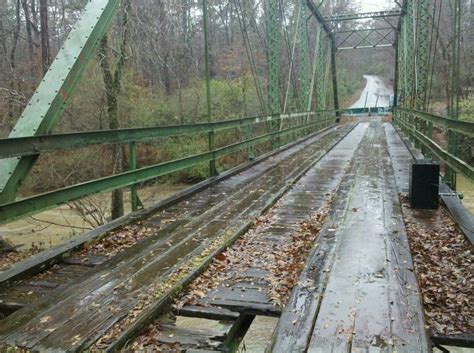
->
21, 0, 34, 62
39, 0, 50, 74
98, 0, 131, 220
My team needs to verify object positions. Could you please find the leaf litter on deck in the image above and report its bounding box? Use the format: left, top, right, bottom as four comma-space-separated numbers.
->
401, 195, 473, 336
129, 197, 333, 351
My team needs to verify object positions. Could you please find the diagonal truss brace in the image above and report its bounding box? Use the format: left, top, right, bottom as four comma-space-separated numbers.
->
335, 27, 395, 49
0, 0, 122, 204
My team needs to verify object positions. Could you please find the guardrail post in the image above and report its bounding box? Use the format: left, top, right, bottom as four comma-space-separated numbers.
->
245, 124, 255, 160
129, 141, 138, 212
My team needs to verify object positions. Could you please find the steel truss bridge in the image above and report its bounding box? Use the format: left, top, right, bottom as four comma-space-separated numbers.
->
0, 0, 472, 352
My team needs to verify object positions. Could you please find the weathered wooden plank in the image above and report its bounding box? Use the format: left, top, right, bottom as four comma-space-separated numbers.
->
174, 305, 240, 321
0, 125, 357, 351
304, 122, 429, 353
269, 122, 368, 353
0, 125, 339, 286
431, 333, 474, 348
101, 125, 358, 352
153, 325, 224, 350
63, 254, 109, 267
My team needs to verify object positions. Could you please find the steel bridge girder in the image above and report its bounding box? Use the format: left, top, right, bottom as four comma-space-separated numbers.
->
0, 0, 122, 204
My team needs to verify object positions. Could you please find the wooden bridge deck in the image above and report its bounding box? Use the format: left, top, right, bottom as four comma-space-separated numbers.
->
0, 119, 469, 352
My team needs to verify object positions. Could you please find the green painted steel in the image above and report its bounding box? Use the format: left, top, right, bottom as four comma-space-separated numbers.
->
404, 0, 416, 108
398, 16, 407, 106
335, 28, 395, 50
129, 142, 138, 212
315, 28, 326, 110
0, 115, 336, 224
396, 108, 474, 137
415, 0, 431, 110
298, 0, 311, 113
0, 113, 315, 159
395, 109, 473, 181
445, 0, 462, 188
0, 0, 122, 204
324, 10, 401, 22
330, 34, 340, 119
265, 0, 281, 115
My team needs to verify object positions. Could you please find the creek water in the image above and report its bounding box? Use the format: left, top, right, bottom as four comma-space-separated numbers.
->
0, 184, 189, 249
457, 175, 474, 214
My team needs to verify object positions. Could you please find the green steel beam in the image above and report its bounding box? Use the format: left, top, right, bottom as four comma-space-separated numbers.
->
446, 0, 462, 188
415, 0, 431, 110
0, 113, 314, 159
335, 27, 395, 49
404, 0, 416, 108
129, 141, 138, 212
324, 10, 402, 22
298, 0, 311, 112
306, 0, 331, 34
396, 108, 474, 137
0, 0, 122, 204
393, 2, 406, 108
334, 27, 394, 34
304, 1, 338, 118
315, 28, 326, 110
330, 34, 340, 120
395, 111, 473, 181
265, 0, 281, 115
0, 116, 336, 224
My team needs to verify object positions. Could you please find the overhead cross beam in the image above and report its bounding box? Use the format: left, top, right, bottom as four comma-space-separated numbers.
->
324, 10, 402, 22
335, 27, 395, 50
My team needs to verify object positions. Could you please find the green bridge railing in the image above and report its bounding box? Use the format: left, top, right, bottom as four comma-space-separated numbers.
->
394, 108, 474, 181
0, 111, 336, 224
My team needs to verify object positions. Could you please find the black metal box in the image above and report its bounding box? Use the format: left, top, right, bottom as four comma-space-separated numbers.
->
409, 159, 440, 209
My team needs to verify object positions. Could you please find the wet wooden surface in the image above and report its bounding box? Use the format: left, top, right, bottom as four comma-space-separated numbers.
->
0, 121, 437, 352
195, 124, 368, 319
0, 124, 355, 351
273, 121, 429, 353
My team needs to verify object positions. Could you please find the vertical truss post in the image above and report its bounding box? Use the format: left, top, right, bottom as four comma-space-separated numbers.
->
415, 0, 432, 154
202, 0, 217, 177
393, 31, 400, 109
265, 0, 281, 116
315, 28, 326, 111
415, 0, 431, 111
265, 0, 282, 147
0, 0, 122, 204
405, 0, 416, 109
445, 0, 461, 189
330, 34, 340, 121
400, 16, 408, 107
298, 0, 311, 116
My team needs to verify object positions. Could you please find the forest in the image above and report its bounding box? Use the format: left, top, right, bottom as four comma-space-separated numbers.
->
0, 0, 472, 226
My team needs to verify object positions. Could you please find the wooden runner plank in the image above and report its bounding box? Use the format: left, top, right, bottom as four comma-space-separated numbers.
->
304, 122, 429, 353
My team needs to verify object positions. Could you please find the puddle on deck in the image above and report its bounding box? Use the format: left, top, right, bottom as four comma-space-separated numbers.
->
0, 184, 189, 250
